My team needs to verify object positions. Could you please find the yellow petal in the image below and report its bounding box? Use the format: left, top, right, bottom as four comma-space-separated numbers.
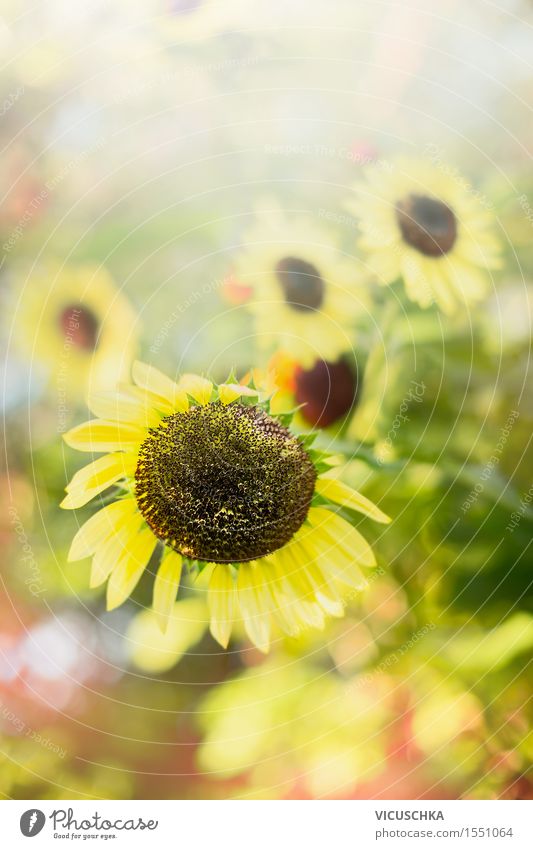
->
314, 543, 368, 589
61, 453, 136, 509
304, 519, 368, 590
218, 383, 259, 405
178, 374, 213, 406
90, 512, 144, 588
264, 556, 311, 633
315, 478, 391, 524
63, 420, 145, 453
208, 564, 236, 649
257, 558, 301, 637
281, 542, 315, 597
296, 542, 344, 616
237, 563, 271, 652
284, 540, 342, 618
308, 507, 376, 567
66, 453, 137, 491
132, 361, 189, 412
68, 498, 138, 561
87, 391, 161, 427
152, 549, 183, 632
118, 383, 176, 416
106, 527, 158, 611
272, 548, 325, 630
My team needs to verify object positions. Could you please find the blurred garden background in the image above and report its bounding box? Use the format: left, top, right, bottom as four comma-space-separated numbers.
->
0, 0, 532, 800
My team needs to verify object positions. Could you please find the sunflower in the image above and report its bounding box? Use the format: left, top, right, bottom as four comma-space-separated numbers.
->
262, 352, 359, 430
61, 361, 390, 652
15, 264, 138, 402
234, 204, 368, 368
347, 158, 501, 314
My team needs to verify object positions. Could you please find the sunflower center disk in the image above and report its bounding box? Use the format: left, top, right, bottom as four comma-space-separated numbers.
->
135, 402, 317, 563
275, 256, 325, 311
396, 194, 457, 257
59, 304, 99, 351
294, 359, 358, 428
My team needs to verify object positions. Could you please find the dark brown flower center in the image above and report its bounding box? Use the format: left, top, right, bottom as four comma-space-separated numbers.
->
275, 256, 325, 311
396, 194, 457, 257
135, 402, 316, 563
59, 305, 99, 351
294, 359, 358, 428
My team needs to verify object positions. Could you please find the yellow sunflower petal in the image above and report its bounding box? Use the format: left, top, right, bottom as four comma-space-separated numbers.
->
132, 361, 189, 412
328, 559, 368, 592
61, 453, 136, 509
295, 541, 344, 616
445, 255, 489, 304
304, 518, 369, 591
265, 555, 315, 634
90, 512, 144, 588
305, 541, 367, 592
106, 527, 158, 611
208, 564, 236, 649
420, 260, 457, 315
317, 540, 369, 588
236, 563, 271, 652
178, 374, 213, 406
285, 581, 326, 630
63, 420, 145, 453
402, 254, 436, 310
284, 540, 343, 618
67, 498, 138, 561
218, 383, 259, 405
308, 507, 377, 568
315, 478, 390, 523
66, 452, 137, 492
152, 549, 183, 633
87, 391, 162, 428
282, 541, 315, 596
273, 547, 325, 629
119, 383, 176, 416
252, 555, 302, 637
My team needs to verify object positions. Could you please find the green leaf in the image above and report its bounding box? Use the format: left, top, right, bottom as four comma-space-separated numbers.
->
299, 432, 318, 448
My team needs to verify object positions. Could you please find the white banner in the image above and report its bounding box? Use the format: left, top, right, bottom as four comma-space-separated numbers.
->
1, 800, 532, 848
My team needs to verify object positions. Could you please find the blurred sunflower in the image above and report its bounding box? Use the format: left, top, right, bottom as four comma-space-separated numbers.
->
235, 204, 368, 367
347, 158, 501, 313
61, 361, 390, 652
15, 265, 138, 399
261, 352, 359, 430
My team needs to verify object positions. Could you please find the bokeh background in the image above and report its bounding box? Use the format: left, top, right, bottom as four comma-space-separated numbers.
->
1, 0, 532, 800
